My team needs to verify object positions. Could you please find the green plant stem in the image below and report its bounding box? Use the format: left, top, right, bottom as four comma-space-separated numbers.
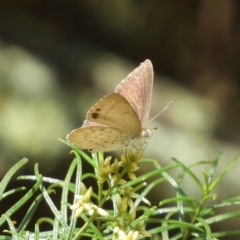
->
97, 181, 103, 231
98, 168, 127, 208
182, 185, 210, 239
72, 212, 98, 240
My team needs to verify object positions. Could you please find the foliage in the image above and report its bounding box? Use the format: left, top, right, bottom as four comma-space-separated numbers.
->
0, 140, 240, 239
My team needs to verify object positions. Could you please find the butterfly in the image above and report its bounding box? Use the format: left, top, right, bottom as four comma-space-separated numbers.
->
66, 59, 153, 152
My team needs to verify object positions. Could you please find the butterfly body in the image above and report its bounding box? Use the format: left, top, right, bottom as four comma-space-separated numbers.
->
67, 59, 154, 152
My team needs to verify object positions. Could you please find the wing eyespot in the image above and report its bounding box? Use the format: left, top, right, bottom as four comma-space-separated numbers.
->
91, 113, 98, 119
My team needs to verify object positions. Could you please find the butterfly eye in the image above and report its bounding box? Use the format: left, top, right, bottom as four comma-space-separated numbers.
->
142, 129, 152, 138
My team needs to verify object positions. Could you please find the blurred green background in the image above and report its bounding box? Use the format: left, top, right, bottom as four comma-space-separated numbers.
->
0, 0, 240, 235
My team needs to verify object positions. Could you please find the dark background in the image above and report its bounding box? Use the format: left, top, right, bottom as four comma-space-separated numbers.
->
0, 0, 240, 236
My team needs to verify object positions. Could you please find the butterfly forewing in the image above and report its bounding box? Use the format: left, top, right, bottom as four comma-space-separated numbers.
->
85, 92, 142, 136
115, 59, 153, 128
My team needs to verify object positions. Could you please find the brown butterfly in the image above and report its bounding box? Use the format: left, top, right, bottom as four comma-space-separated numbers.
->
67, 59, 153, 152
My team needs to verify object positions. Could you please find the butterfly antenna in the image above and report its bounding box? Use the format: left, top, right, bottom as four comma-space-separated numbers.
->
148, 101, 173, 124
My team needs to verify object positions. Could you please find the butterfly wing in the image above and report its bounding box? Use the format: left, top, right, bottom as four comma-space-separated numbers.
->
84, 92, 142, 137
115, 59, 153, 127
67, 126, 129, 152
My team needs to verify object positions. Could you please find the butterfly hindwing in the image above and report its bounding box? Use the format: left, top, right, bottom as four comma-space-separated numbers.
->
67, 126, 128, 152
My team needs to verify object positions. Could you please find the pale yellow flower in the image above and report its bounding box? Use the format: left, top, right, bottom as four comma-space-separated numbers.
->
70, 186, 108, 218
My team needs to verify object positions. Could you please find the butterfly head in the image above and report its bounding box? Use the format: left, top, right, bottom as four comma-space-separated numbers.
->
121, 128, 152, 152
141, 128, 152, 138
